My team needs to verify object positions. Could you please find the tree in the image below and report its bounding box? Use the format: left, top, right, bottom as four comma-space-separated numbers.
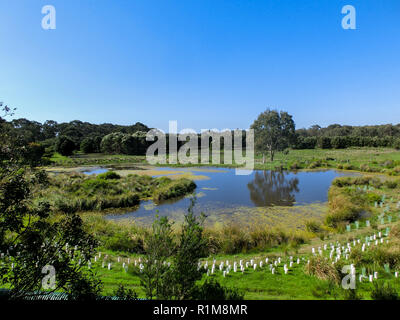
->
136, 216, 175, 299
132, 198, 234, 300
169, 199, 207, 299
100, 132, 124, 154
0, 103, 102, 300
394, 138, 400, 150
55, 135, 76, 156
80, 136, 102, 153
24, 142, 45, 166
251, 109, 296, 161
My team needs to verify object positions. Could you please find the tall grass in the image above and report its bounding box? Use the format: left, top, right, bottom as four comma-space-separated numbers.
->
37, 172, 196, 213
203, 224, 310, 255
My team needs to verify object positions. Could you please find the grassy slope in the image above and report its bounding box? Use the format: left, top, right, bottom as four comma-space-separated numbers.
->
92, 218, 400, 299
48, 148, 400, 299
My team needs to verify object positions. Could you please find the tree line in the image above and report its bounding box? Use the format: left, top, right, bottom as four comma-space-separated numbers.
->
6, 118, 150, 156
5, 111, 400, 159
251, 109, 400, 161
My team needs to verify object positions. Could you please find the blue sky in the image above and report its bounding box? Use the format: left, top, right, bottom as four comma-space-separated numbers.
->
0, 0, 399, 132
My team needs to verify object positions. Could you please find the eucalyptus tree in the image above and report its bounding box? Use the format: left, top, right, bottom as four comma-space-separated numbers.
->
251, 109, 296, 162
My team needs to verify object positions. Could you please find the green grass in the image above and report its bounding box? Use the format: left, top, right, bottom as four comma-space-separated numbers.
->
47, 148, 400, 175
40, 147, 400, 299
36, 172, 196, 214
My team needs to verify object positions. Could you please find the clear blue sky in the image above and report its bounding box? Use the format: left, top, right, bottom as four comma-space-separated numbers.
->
0, 0, 399, 132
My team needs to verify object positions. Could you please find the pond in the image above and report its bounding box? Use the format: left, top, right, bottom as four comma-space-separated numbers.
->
102, 167, 355, 228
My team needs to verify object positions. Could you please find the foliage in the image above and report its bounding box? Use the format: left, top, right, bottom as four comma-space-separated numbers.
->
0, 104, 102, 300
195, 278, 244, 300
80, 136, 102, 153
325, 185, 368, 228
169, 199, 207, 299
55, 135, 76, 156
304, 257, 340, 284
153, 178, 196, 203
251, 109, 296, 161
371, 281, 399, 300
101, 131, 150, 155
113, 284, 138, 300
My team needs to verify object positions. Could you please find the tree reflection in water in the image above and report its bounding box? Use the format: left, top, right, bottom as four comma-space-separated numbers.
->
247, 171, 300, 206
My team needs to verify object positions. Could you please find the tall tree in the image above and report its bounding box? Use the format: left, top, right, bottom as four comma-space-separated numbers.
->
251, 109, 296, 162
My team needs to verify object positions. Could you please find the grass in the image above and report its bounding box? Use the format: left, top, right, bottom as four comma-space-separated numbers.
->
36, 171, 197, 213
90, 218, 400, 299
48, 147, 400, 176
38, 147, 400, 299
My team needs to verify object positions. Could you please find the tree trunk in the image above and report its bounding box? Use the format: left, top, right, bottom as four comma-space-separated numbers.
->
270, 150, 274, 162
262, 153, 265, 164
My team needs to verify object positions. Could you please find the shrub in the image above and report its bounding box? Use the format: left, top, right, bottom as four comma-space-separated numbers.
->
393, 139, 400, 150
305, 220, 323, 234
342, 163, 354, 170
384, 180, 398, 189
366, 192, 382, 204
104, 231, 144, 253
97, 171, 121, 180
317, 137, 332, 149
305, 257, 340, 284
343, 288, 363, 300
195, 279, 244, 300
325, 186, 367, 228
359, 164, 379, 172
331, 136, 347, 149
371, 281, 398, 300
308, 160, 322, 169
153, 179, 196, 203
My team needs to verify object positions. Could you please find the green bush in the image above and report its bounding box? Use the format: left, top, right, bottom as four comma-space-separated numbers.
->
393, 139, 400, 150
153, 179, 196, 203
371, 281, 399, 300
97, 171, 121, 180
384, 180, 398, 189
104, 231, 144, 253
195, 279, 244, 300
305, 220, 323, 234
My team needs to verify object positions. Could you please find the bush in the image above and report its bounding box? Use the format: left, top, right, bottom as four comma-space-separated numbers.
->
308, 160, 322, 169
384, 180, 398, 189
371, 281, 398, 300
325, 186, 367, 227
305, 220, 323, 234
195, 279, 244, 300
393, 139, 400, 150
153, 179, 196, 203
97, 171, 121, 180
104, 232, 144, 253
331, 136, 347, 149
305, 257, 340, 284
317, 137, 332, 149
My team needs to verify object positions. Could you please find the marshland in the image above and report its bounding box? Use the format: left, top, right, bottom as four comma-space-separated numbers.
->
2, 112, 400, 300
2, 0, 400, 302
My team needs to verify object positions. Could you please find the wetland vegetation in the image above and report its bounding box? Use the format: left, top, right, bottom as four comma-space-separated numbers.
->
2, 106, 400, 301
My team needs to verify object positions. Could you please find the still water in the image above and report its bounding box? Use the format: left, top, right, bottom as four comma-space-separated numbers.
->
94, 167, 354, 226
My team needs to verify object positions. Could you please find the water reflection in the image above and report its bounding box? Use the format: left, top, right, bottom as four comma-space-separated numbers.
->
247, 171, 299, 206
